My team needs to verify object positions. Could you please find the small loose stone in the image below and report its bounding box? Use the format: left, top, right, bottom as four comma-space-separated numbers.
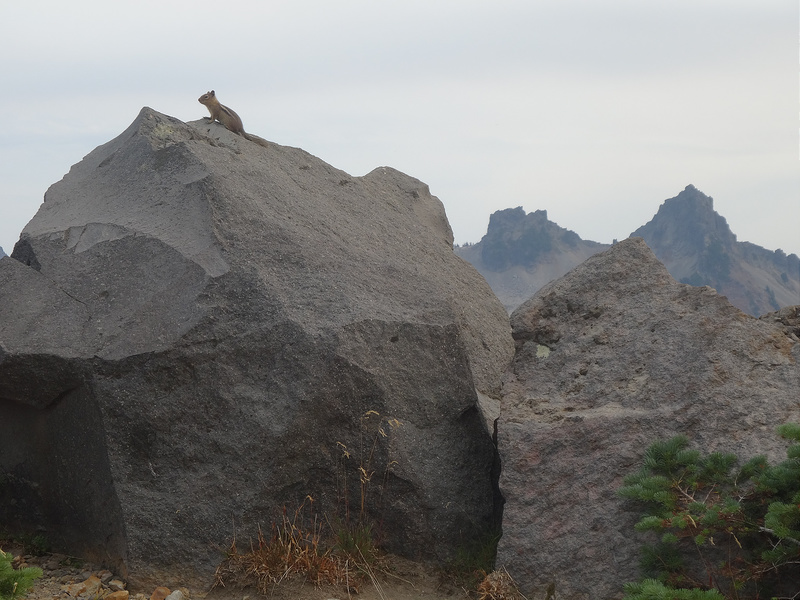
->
108, 579, 127, 592
149, 586, 171, 600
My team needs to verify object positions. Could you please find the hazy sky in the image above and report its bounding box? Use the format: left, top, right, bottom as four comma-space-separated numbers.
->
1, 1, 797, 256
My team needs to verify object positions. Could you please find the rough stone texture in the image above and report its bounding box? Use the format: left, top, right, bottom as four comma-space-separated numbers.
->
496, 237, 800, 599
760, 304, 800, 341
0, 108, 514, 588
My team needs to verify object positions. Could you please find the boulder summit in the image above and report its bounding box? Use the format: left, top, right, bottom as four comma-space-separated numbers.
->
0, 108, 513, 587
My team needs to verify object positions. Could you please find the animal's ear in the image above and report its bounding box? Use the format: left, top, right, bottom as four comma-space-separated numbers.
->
210, 90, 215, 96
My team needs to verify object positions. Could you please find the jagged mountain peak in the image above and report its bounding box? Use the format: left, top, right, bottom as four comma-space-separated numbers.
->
458, 185, 799, 316
477, 206, 598, 271
455, 207, 609, 311
629, 186, 799, 314
632, 185, 737, 256
672, 183, 712, 208
488, 206, 548, 228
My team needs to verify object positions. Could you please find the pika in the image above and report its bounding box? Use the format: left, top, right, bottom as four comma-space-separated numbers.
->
198, 90, 269, 147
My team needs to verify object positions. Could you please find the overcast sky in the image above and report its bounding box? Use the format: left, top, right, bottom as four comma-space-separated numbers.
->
1, 1, 797, 257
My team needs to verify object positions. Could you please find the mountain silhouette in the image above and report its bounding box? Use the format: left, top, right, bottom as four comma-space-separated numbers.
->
456, 185, 800, 316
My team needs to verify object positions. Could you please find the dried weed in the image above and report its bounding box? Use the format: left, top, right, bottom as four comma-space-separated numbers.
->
476, 567, 528, 600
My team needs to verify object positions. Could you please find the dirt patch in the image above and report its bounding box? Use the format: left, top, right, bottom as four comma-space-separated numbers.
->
3, 543, 471, 600
207, 554, 471, 600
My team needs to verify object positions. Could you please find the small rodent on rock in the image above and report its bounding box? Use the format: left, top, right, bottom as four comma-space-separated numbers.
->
198, 90, 268, 147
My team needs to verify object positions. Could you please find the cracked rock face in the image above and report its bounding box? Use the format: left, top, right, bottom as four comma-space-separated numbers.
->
0, 108, 513, 588
496, 237, 800, 599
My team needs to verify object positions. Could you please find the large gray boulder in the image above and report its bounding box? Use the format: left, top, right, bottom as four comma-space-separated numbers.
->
496, 237, 800, 599
0, 108, 513, 587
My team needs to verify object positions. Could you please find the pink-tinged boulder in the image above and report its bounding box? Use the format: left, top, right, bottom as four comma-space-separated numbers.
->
497, 237, 800, 599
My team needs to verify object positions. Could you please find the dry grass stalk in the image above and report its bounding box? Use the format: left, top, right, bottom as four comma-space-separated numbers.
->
215, 412, 401, 597
357, 547, 388, 600
476, 567, 528, 600
213, 498, 356, 594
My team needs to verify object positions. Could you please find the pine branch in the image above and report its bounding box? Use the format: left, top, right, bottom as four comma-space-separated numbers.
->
759, 527, 800, 547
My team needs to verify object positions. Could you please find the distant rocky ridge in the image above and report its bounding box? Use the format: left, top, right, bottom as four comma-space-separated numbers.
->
455, 208, 610, 312
0, 247, 6, 258
456, 185, 800, 316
